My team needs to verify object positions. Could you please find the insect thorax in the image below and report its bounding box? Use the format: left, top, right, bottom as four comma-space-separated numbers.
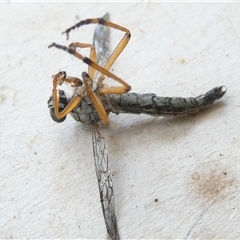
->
70, 90, 112, 124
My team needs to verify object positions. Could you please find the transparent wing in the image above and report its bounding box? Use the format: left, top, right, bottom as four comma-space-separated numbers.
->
93, 12, 110, 80
92, 127, 119, 240
92, 14, 119, 239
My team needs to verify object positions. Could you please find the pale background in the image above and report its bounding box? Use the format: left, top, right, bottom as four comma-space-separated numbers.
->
1, 2, 239, 239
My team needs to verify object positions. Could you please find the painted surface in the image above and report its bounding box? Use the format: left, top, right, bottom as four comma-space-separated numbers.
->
1, 2, 239, 239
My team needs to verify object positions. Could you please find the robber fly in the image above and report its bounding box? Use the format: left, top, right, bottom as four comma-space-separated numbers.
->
47, 13, 227, 240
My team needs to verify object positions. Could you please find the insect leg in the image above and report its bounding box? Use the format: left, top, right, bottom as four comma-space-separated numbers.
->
51, 71, 83, 121
82, 72, 109, 125
62, 17, 131, 88
48, 42, 131, 94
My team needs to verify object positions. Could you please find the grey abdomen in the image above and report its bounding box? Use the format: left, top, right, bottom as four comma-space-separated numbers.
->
107, 86, 226, 117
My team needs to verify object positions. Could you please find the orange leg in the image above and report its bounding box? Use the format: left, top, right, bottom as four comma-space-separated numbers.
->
51, 71, 83, 120
62, 17, 131, 87
82, 72, 109, 125
49, 42, 131, 94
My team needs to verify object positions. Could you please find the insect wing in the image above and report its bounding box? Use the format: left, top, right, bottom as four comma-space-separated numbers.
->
92, 14, 119, 239
92, 128, 119, 240
93, 13, 110, 77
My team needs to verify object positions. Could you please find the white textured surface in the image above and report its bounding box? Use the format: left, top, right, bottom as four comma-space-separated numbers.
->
1, 2, 240, 239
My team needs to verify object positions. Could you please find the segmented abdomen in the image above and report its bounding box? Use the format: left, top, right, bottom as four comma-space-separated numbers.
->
107, 86, 226, 117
